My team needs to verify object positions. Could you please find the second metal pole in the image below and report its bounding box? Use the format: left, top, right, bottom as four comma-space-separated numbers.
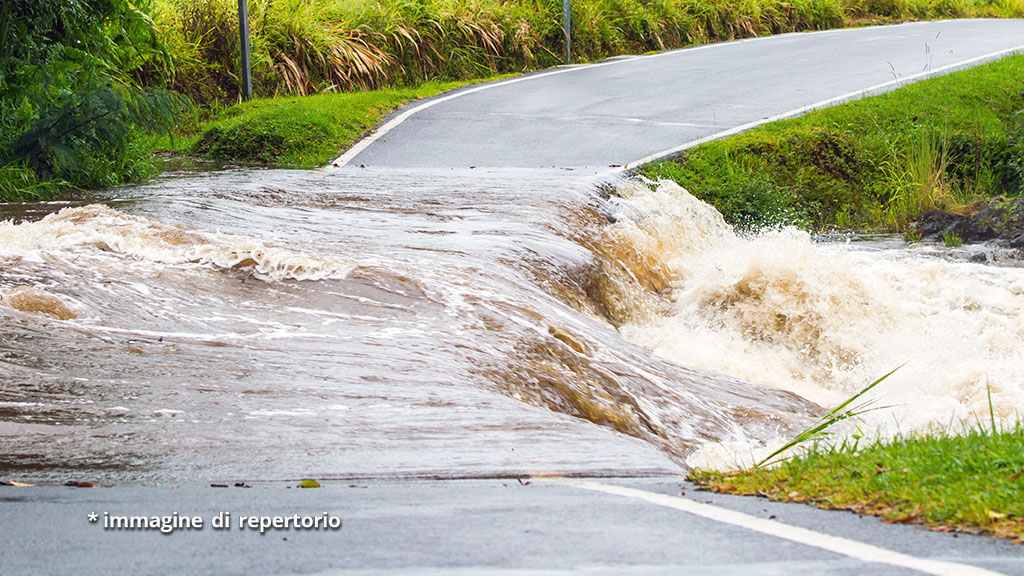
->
563, 0, 571, 64
238, 0, 253, 100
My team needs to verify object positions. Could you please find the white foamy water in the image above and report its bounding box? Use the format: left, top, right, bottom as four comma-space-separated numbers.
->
608, 180, 1024, 468
0, 169, 820, 481
0, 204, 355, 282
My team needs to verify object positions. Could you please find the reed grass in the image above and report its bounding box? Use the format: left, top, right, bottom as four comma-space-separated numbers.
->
754, 366, 899, 468
147, 0, 1024, 103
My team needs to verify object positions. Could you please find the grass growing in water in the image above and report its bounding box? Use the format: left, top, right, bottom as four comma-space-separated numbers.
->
942, 230, 964, 246
642, 54, 1024, 231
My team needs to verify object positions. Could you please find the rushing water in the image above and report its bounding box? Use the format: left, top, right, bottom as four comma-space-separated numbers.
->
1, 167, 1022, 481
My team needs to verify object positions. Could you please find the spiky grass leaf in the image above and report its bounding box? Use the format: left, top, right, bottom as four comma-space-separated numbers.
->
755, 365, 902, 468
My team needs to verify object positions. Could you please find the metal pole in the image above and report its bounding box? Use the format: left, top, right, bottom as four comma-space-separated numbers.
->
563, 0, 571, 64
238, 0, 253, 100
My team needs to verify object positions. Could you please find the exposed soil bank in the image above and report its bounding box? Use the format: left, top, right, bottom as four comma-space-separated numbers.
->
915, 197, 1024, 247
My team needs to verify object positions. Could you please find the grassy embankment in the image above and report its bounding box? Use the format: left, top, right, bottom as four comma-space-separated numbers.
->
170, 78, 499, 167
690, 425, 1024, 541
6, 0, 1024, 201
642, 53, 1024, 232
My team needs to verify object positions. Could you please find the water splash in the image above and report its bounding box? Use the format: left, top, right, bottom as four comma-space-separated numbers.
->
0, 170, 818, 481
604, 180, 1024, 468
0, 204, 355, 282
2, 286, 77, 320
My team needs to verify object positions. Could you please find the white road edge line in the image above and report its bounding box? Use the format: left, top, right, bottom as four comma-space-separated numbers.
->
327, 56, 630, 168
551, 479, 1007, 576
325, 22, 897, 168
327, 21, 1024, 171
621, 43, 1024, 170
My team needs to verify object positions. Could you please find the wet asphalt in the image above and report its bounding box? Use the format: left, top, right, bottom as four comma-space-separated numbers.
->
3, 478, 1024, 575
339, 19, 1024, 170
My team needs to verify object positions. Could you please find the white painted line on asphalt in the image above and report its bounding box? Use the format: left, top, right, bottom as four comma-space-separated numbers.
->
555, 479, 1007, 576
329, 21, 1024, 170
622, 42, 1024, 170
327, 23, 859, 168
329, 59, 638, 168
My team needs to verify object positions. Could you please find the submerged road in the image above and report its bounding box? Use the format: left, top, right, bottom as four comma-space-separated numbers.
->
338, 18, 1024, 170
7, 19, 1024, 576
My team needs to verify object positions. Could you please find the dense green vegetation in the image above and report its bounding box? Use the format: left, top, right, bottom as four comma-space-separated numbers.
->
0, 0, 185, 200
690, 425, 1024, 542
643, 54, 1024, 231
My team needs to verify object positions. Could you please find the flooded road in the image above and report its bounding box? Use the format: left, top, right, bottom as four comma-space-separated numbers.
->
6, 20, 1024, 484
0, 168, 814, 481
1, 167, 1022, 481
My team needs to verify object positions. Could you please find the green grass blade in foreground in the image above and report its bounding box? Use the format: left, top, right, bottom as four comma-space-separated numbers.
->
987, 379, 998, 434
755, 365, 902, 468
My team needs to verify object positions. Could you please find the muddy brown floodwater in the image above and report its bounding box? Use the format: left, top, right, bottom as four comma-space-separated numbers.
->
1, 167, 1020, 481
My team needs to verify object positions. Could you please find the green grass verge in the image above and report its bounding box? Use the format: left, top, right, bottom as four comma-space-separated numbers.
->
0, 77, 497, 201
689, 426, 1024, 542
184, 77, 503, 167
642, 54, 1024, 231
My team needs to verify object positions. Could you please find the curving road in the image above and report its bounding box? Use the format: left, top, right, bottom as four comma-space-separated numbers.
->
337, 19, 1024, 170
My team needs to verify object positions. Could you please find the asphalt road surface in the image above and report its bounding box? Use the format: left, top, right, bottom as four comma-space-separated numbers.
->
337, 19, 1024, 169
3, 479, 1024, 575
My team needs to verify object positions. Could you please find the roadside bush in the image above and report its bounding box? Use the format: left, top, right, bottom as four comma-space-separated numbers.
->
0, 0, 186, 200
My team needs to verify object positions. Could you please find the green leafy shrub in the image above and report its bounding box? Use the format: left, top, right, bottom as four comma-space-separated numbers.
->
0, 0, 187, 200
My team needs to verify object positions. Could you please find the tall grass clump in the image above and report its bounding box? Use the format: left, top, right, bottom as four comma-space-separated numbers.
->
880, 130, 965, 229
